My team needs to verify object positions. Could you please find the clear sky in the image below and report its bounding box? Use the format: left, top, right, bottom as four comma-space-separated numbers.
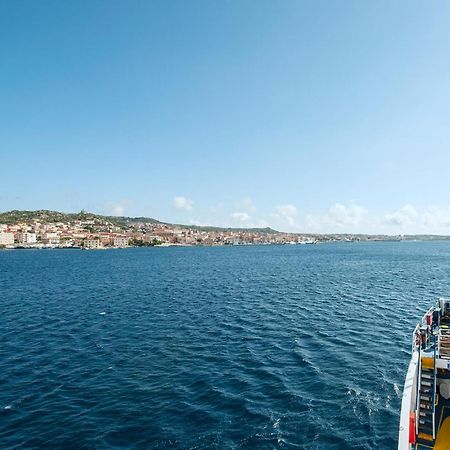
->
1, 1, 450, 234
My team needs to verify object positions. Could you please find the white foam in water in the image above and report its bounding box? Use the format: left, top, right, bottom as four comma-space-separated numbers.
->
99, 312, 106, 315
4, 405, 12, 410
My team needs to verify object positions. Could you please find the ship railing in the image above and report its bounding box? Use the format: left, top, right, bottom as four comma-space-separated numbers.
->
414, 331, 421, 437
411, 305, 437, 439
432, 334, 437, 440
438, 327, 450, 359
412, 324, 420, 352
412, 303, 439, 352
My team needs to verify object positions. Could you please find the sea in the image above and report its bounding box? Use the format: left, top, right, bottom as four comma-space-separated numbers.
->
1, 242, 450, 449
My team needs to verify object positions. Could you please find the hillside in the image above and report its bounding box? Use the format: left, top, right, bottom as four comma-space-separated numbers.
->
0, 210, 280, 234
0, 210, 152, 227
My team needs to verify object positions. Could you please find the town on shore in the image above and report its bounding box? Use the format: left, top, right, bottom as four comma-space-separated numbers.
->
0, 210, 442, 250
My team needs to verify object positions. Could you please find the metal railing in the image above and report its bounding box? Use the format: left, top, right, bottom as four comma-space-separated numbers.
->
432, 333, 437, 439
415, 337, 421, 436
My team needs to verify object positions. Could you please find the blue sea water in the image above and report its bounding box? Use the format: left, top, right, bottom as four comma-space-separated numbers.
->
1, 242, 450, 449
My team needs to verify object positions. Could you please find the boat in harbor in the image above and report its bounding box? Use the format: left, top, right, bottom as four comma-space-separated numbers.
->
399, 298, 450, 449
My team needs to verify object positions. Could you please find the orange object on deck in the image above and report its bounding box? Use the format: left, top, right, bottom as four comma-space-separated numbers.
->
434, 416, 450, 449
421, 356, 434, 369
409, 412, 416, 444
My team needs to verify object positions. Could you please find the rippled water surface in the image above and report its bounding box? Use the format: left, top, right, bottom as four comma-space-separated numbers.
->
2, 242, 450, 449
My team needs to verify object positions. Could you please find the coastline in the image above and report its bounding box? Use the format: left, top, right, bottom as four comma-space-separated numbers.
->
1, 239, 445, 251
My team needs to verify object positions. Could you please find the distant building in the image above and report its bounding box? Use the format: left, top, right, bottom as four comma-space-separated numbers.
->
16, 232, 37, 244
59, 237, 73, 247
84, 238, 102, 249
41, 232, 60, 245
72, 233, 87, 239
113, 236, 129, 247
0, 232, 14, 246
99, 234, 112, 246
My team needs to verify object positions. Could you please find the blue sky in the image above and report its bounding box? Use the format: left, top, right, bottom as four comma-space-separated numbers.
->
1, 1, 450, 233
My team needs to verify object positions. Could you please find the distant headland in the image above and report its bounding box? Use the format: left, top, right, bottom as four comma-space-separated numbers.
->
0, 209, 448, 249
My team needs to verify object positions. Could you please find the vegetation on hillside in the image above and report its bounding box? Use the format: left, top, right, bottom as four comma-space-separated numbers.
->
0, 210, 279, 234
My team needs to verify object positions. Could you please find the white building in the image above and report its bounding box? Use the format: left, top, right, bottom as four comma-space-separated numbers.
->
84, 238, 102, 249
0, 232, 14, 246
113, 236, 129, 247
16, 232, 37, 244
41, 232, 60, 245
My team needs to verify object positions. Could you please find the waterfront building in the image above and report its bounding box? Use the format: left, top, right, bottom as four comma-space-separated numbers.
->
113, 236, 129, 247
84, 238, 103, 249
0, 232, 15, 246
16, 232, 37, 245
41, 232, 61, 245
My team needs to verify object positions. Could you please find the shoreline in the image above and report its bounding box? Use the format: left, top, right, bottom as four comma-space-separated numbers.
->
0, 239, 446, 251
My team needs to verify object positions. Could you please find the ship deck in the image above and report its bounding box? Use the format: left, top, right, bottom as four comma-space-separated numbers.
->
415, 314, 450, 448
415, 393, 450, 449
398, 300, 450, 449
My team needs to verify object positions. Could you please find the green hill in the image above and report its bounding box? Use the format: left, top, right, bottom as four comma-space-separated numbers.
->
0, 210, 279, 234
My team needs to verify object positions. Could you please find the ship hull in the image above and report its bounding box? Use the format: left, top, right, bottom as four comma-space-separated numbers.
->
398, 353, 419, 449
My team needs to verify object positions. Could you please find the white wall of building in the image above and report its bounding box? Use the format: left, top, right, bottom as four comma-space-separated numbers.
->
17, 232, 37, 244
0, 232, 14, 245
